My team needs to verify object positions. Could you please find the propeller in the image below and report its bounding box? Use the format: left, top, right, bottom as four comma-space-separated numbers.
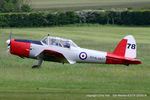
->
6, 32, 12, 55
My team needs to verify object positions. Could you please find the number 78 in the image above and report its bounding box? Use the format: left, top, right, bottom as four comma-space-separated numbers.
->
127, 43, 136, 49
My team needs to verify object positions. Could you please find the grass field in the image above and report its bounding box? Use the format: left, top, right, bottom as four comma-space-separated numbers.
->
31, 0, 150, 10
0, 24, 150, 100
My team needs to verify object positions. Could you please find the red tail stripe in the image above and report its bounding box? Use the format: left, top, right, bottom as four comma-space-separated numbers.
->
113, 39, 127, 57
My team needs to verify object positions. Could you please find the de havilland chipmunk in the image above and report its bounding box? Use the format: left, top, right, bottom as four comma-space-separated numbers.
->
6, 33, 142, 68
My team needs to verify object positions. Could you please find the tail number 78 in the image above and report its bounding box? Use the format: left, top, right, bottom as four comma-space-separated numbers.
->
127, 43, 136, 49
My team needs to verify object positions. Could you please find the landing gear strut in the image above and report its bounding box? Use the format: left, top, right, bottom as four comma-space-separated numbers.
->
32, 57, 43, 69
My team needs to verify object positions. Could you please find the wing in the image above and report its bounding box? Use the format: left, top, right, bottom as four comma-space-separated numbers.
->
39, 49, 69, 63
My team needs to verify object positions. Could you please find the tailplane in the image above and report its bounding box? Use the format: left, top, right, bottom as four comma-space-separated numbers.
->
113, 35, 136, 58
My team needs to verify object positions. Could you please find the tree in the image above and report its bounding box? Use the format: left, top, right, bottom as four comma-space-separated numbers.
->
0, 0, 31, 12
21, 4, 31, 12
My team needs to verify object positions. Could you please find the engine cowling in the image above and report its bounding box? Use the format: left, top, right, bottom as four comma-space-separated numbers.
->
10, 39, 31, 58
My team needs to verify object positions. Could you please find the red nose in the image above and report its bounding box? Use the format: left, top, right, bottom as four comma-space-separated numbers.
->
10, 39, 31, 58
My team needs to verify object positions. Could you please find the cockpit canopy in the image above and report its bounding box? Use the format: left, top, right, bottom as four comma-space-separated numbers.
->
41, 36, 79, 48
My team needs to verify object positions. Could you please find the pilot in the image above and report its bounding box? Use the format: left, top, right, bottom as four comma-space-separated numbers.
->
64, 41, 70, 48
51, 39, 58, 46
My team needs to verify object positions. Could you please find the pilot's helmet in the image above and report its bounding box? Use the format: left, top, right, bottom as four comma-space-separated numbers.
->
66, 41, 70, 44
65, 41, 70, 48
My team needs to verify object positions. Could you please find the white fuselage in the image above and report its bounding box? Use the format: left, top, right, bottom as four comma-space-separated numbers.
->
29, 43, 107, 64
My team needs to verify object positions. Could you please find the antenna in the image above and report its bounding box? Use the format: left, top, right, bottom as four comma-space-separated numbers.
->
47, 33, 50, 46
48, 33, 55, 36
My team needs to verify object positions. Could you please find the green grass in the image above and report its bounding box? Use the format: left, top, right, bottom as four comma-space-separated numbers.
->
0, 25, 150, 100
31, 0, 150, 10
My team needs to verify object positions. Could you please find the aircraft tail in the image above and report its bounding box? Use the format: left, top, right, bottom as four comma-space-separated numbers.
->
113, 35, 136, 58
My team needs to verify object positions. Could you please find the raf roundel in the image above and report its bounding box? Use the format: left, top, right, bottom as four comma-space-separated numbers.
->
79, 52, 87, 60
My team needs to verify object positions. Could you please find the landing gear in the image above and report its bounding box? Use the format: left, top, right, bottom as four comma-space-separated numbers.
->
125, 64, 129, 66
32, 65, 40, 69
32, 57, 43, 69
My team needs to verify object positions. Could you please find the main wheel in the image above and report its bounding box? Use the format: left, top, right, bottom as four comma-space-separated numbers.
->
125, 64, 129, 66
32, 65, 40, 69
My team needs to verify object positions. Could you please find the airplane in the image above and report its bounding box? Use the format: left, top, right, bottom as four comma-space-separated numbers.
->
6, 34, 142, 68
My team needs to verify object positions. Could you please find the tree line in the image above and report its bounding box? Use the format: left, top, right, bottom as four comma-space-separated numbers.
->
0, 10, 149, 27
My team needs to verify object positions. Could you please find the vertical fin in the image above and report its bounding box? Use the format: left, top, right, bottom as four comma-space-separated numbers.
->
112, 35, 136, 58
